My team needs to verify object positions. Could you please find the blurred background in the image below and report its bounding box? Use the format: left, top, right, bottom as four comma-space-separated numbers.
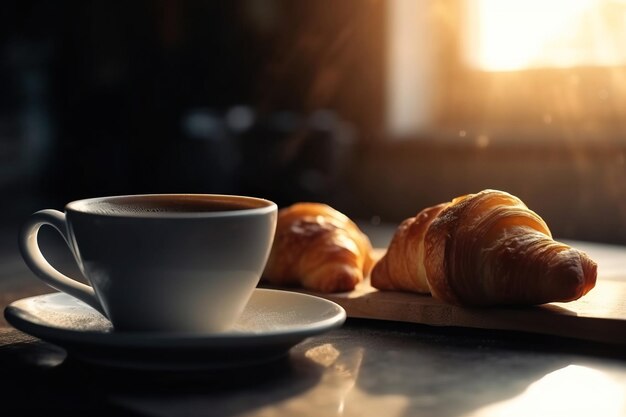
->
2, 0, 626, 245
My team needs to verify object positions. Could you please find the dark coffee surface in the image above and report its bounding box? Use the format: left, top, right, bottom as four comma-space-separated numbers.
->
70, 195, 267, 215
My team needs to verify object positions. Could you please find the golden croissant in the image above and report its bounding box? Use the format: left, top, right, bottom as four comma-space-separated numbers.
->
371, 190, 597, 306
262, 202, 374, 293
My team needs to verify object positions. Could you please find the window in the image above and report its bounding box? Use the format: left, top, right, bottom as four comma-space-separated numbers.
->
387, 0, 626, 143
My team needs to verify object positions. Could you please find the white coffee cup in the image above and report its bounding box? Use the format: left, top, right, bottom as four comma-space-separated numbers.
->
19, 194, 277, 333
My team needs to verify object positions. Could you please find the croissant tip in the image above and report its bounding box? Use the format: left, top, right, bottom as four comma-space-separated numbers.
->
550, 251, 598, 302
578, 254, 598, 297
370, 274, 393, 291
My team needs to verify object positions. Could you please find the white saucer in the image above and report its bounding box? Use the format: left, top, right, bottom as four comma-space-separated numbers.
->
4, 289, 346, 371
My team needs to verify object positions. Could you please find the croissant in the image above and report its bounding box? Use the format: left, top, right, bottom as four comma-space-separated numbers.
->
262, 202, 374, 293
371, 190, 597, 306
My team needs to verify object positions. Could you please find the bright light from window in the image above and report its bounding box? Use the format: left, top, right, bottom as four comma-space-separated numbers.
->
464, 365, 626, 417
466, 0, 626, 71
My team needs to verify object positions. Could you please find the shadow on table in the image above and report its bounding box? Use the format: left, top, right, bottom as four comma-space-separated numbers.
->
0, 330, 325, 417
4, 320, 626, 417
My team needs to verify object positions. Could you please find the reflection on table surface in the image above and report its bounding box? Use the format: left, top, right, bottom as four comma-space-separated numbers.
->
2, 316, 626, 417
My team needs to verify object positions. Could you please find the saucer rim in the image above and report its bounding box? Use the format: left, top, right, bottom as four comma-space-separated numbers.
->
4, 288, 347, 349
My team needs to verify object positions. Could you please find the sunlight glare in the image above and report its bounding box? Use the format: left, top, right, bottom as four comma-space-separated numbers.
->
463, 365, 626, 417
467, 0, 626, 71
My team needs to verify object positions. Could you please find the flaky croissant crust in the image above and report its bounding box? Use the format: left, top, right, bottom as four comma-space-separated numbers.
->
372, 190, 597, 306
262, 203, 374, 293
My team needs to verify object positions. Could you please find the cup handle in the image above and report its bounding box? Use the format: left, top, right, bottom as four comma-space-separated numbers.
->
18, 209, 105, 315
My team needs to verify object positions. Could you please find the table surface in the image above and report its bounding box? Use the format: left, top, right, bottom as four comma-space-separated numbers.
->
2, 224, 626, 417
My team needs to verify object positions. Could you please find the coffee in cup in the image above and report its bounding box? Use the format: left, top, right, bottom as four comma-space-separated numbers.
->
19, 194, 277, 333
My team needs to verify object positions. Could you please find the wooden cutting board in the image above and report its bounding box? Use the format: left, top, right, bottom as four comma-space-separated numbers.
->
273, 243, 626, 345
